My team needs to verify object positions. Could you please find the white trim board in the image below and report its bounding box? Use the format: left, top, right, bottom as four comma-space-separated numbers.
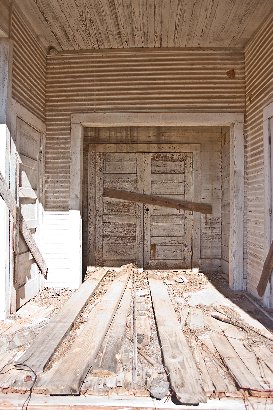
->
263, 102, 273, 307
69, 112, 245, 291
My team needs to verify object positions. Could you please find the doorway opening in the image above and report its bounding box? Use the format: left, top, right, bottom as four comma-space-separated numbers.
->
82, 126, 229, 277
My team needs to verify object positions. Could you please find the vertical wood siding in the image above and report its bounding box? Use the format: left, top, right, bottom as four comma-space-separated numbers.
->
45, 49, 245, 211
11, 8, 46, 122
245, 13, 273, 296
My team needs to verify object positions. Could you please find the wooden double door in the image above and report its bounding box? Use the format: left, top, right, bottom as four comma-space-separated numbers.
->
88, 144, 199, 269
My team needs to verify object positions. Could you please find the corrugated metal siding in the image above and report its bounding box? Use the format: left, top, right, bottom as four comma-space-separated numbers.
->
11, 8, 46, 122
45, 49, 245, 210
245, 12, 273, 296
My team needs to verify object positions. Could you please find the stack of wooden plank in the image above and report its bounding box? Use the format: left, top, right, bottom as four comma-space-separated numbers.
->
0, 269, 272, 405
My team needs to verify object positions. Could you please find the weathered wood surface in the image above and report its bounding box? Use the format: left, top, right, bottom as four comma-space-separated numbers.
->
16, 0, 272, 50
16, 269, 107, 373
103, 188, 212, 215
209, 319, 264, 391
148, 277, 206, 404
0, 169, 47, 277
0, 170, 17, 219
95, 280, 132, 373
38, 273, 130, 395
257, 240, 273, 297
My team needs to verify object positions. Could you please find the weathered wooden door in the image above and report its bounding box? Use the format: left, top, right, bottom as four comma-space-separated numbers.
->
15, 119, 43, 308
143, 152, 193, 269
88, 144, 198, 269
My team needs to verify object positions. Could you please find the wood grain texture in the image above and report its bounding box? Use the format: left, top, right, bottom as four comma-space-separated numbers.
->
39, 272, 130, 395
15, 0, 273, 50
103, 188, 211, 214
149, 277, 206, 404
0, 169, 47, 277
257, 241, 273, 297
16, 269, 107, 372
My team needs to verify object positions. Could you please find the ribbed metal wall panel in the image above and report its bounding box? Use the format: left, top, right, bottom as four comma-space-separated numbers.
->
45, 49, 245, 210
245, 12, 273, 296
11, 8, 46, 122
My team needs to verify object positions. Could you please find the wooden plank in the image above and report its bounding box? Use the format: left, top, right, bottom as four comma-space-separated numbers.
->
95, 280, 132, 372
39, 272, 130, 395
15, 269, 107, 373
19, 216, 47, 277
209, 320, 263, 391
148, 277, 206, 404
257, 240, 273, 297
103, 188, 212, 214
0, 169, 47, 277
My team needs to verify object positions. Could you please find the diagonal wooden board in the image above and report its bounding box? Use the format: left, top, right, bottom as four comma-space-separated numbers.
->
103, 188, 212, 215
15, 269, 107, 373
0, 169, 47, 277
148, 277, 206, 404
38, 272, 130, 395
257, 240, 273, 297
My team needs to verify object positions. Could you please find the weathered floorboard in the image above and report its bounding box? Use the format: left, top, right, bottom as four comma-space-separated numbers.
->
209, 320, 263, 391
103, 188, 212, 214
96, 280, 132, 373
39, 273, 130, 395
148, 277, 206, 404
15, 269, 107, 373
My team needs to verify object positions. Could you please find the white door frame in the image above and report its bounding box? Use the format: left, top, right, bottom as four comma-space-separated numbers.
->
263, 101, 273, 307
70, 112, 245, 290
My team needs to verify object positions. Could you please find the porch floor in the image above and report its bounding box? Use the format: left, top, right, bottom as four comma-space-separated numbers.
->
0, 266, 272, 408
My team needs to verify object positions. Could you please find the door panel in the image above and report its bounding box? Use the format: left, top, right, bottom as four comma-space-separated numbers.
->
144, 152, 193, 269
88, 145, 196, 269
15, 119, 43, 308
89, 149, 143, 267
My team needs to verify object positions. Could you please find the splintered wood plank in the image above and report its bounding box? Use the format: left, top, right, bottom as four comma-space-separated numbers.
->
16, 269, 107, 373
95, 280, 132, 373
257, 240, 273, 297
103, 188, 212, 215
148, 278, 206, 404
210, 325, 263, 391
39, 273, 130, 395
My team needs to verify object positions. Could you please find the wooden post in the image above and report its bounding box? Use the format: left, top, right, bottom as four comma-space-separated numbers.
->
69, 122, 83, 288
0, 38, 12, 319
229, 122, 245, 291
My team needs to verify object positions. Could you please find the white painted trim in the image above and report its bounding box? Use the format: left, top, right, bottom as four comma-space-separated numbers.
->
229, 122, 245, 290
71, 112, 244, 127
263, 102, 273, 307
70, 112, 245, 290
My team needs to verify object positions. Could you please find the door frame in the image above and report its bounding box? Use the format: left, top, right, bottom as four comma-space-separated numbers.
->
263, 101, 273, 307
70, 112, 244, 290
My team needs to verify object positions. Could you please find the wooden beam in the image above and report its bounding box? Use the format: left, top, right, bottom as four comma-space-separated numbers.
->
38, 272, 130, 395
257, 241, 273, 297
16, 269, 107, 373
0, 170, 47, 277
148, 277, 206, 404
103, 188, 212, 215
0, 170, 16, 219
